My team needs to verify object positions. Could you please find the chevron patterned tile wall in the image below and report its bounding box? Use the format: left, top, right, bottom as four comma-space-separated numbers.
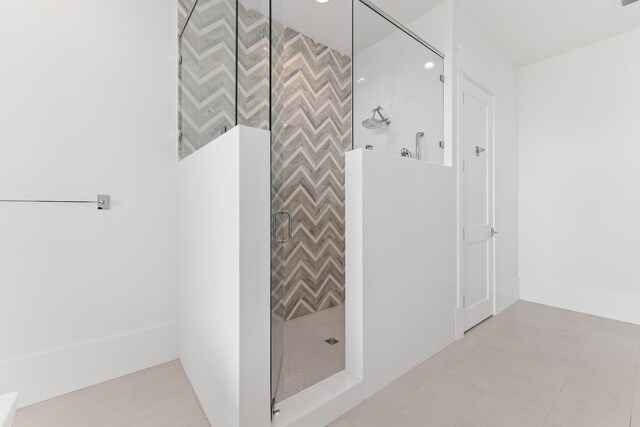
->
238, 5, 270, 130
178, 2, 352, 321
273, 28, 352, 321
178, 0, 237, 159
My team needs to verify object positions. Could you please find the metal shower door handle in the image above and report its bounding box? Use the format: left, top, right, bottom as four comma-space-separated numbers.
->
416, 132, 425, 160
490, 227, 499, 237
274, 211, 292, 243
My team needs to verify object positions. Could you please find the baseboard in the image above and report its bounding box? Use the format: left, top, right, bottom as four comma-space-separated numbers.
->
520, 277, 640, 325
0, 322, 178, 408
496, 277, 520, 314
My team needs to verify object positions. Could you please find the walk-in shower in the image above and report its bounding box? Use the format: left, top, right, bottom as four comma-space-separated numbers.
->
177, 0, 444, 418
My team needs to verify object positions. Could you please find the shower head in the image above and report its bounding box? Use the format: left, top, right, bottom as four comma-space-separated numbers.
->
362, 106, 391, 129
362, 118, 386, 129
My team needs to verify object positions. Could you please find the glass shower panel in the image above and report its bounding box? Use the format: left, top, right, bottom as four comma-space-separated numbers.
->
237, 0, 270, 130
178, 0, 238, 159
270, 0, 352, 404
353, 0, 444, 164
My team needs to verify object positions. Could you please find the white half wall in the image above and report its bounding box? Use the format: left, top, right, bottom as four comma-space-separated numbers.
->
273, 148, 457, 427
0, 0, 179, 407
519, 28, 640, 324
178, 126, 271, 427
348, 149, 457, 391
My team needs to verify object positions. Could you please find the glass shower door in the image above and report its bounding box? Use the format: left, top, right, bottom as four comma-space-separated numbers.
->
270, 5, 286, 413
269, 0, 352, 406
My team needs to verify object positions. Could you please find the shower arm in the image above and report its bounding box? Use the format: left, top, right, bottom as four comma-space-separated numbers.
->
372, 107, 384, 121
373, 107, 390, 123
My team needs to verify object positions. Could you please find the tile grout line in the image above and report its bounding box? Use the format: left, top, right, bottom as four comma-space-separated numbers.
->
541, 323, 594, 425
453, 316, 549, 426
629, 340, 640, 427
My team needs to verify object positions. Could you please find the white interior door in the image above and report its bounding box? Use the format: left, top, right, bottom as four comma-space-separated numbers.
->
462, 77, 495, 332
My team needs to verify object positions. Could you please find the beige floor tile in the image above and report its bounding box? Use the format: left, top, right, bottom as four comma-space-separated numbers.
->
14, 302, 640, 427
531, 326, 588, 364
552, 310, 600, 337
511, 349, 573, 393
582, 330, 639, 365
13, 361, 210, 427
545, 377, 632, 427
451, 348, 514, 392
631, 356, 640, 427
398, 371, 484, 426
328, 397, 414, 427
334, 303, 640, 427
594, 317, 640, 342
632, 379, 640, 427
570, 349, 636, 399
456, 377, 552, 427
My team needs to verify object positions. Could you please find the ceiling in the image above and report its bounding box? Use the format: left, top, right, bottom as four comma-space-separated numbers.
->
370, 0, 447, 26
244, 0, 640, 66
244, 0, 445, 56
456, 0, 640, 66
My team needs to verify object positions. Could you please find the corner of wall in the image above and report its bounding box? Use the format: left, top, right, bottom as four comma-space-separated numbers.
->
2, 323, 178, 408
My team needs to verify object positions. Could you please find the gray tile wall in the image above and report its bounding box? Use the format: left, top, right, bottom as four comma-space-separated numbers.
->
178, 2, 352, 321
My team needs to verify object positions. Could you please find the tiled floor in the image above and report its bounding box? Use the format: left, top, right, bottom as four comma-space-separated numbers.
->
13, 361, 209, 427
330, 301, 640, 427
13, 302, 640, 426
276, 305, 345, 402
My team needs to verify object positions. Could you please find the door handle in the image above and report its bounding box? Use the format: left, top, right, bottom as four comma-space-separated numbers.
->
490, 227, 498, 237
416, 132, 424, 160
475, 146, 486, 156
274, 211, 292, 243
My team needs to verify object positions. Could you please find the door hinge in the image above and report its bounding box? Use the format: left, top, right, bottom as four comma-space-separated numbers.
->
179, 55, 183, 65
440, 74, 445, 83
462, 227, 465, 240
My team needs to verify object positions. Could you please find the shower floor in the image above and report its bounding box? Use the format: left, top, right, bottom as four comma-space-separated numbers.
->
276, 305, 346, 402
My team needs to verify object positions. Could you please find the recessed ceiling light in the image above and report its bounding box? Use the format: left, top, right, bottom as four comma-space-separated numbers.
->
316, 0, 332, 3
424, 62, 435, 70
357, 77, 366, 83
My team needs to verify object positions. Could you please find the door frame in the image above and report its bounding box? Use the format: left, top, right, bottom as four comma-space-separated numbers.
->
455, 48, 498, 339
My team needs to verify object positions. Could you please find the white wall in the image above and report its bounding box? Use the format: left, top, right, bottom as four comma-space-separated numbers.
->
179, 126, 271, 427
0, 0, 179, 406
353, 4, 446, 165
455, 6, 521, 314
347, 149, 457, 391
519, 28, 640, 324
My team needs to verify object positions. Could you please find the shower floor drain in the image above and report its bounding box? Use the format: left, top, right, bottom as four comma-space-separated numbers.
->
325, 338, 340, 345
